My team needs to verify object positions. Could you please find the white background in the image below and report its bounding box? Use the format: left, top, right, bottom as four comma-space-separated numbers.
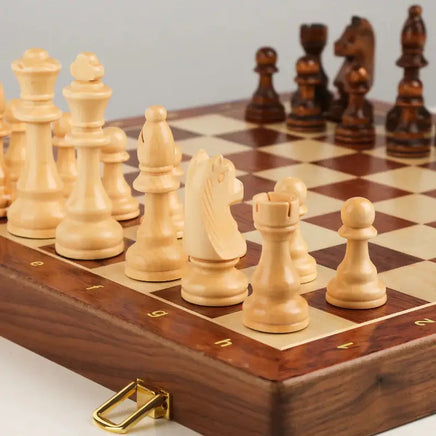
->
1, 0, 435, 120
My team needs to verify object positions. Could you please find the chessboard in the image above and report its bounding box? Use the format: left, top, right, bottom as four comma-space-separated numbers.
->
0, 98, 435, 436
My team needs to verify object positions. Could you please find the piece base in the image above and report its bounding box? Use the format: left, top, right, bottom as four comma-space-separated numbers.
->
286, 114, 326, 133
298, 270, 318, 284
125, 266, 184, 283
386, 140, 431, 158
181, 288, 248, 307
335, 126, 375, 145
326, 292, 387, 309
55, 241, 124, 260
113, 208, 141, 221
245, 103, 285, 124
243, 316, 310, 334
7, 223, 56, 239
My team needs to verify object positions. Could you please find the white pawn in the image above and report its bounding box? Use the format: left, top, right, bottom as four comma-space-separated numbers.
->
169, 143, 184, 238
326, 197, 387, 309
4, 99, 26, 203
274, 177, 317, 283
243, 192, 309, 333
0, 83, 10, 217
102, 127, 140, 221
53, 112, 77, 199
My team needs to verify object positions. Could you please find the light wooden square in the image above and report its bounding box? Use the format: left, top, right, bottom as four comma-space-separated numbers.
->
375, 194, 436, 224
364, 166, 436, 193
254, 163, 355, 188
259, 139, 355, 162
213, 306, 357, 351
92, 261, 179, 294
244, 222, 342, 252
169, 114, 257, 136
363, 146, 436, 166
379, 261, 436, 302
0, 224, 54, 249
373, 225, 436, 260
177, 136, 252, 157
304, 191, 344, 219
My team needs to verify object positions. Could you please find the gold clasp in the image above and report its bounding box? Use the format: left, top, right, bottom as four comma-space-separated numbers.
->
92, 379, 170, 433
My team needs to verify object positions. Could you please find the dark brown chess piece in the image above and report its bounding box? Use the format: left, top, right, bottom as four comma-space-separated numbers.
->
328, 16, 375, 123
291, 24, 332, 114
287, 55, 325, 133
245, 47, 285, 123
385, 5, 432, 158
335, 64, 374, 146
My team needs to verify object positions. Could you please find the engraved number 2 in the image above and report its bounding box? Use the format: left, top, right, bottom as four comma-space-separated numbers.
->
415, 318, 434, 326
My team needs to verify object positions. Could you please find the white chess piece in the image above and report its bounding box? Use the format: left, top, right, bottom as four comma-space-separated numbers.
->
4, 99, 26, 203
0, 83, 10, 217
102, 126, 139, 221
7, 48, 64, 238
53, 112, 77, 199
274, 177, 317, 283
243, 192, 309, 333
181, 149, 248, 306
125, 106, 186, 282
55, 52, 124, 260
169, 143, 184, 238
326, 197, 387, 309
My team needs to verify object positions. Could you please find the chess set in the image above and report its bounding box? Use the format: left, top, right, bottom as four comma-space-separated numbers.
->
0, 4, 436, 436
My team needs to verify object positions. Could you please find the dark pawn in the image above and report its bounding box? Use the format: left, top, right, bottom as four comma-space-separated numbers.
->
327, 16, 375, 123
245, 47, 285, 123
335, 65, 374, 146
386, 5, 432, 158
287, 55, 326, 133
292, 24, 333, 114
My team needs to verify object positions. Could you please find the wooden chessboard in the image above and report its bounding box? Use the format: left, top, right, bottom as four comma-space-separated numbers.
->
1, 98, 435, 436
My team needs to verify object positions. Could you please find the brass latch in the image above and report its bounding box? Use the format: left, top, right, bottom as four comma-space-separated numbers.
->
93, 379, 170, 433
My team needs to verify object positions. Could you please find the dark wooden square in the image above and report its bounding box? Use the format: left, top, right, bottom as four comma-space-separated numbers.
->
237, 174, 276, 201
152, 285, 243, 319
231, 202, 255, 233
311, 243, 423, 272
226, 149, 299, 173
236, 241, 261, 269
304, 210, 416, 234
305, 287, 429, 323
216, 127, 301, 148
313, 153, 405, 176
423, 189, 436, 199
310, 178, 410, 202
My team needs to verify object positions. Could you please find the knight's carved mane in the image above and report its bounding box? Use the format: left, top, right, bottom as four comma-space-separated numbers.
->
185, 150, 246, 260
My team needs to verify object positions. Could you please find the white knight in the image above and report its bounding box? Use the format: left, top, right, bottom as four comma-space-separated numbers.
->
182, 149, 248, 306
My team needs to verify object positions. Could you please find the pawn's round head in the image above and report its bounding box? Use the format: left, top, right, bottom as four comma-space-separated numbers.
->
53, 112, 72, 138
104, 126, 127, 153
409, 5, 422, 17
274, 177, 307, 205
341, 197, 375, 229
296, 55, 320, 76
256, 47, 277, 66
145, 105, 167, 122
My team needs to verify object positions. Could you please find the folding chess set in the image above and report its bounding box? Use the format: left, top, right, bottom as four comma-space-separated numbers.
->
0, 5, 435, 436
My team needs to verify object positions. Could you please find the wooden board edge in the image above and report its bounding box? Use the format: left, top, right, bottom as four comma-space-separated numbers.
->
276, 335, 436, 435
